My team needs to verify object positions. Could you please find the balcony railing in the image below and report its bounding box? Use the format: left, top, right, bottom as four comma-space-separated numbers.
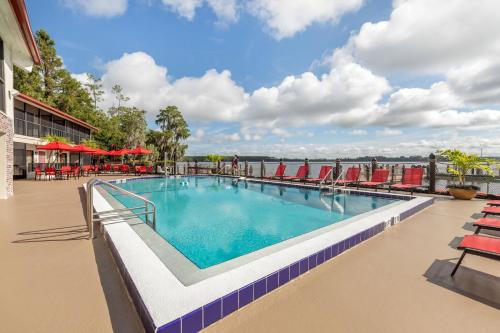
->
14, 119, 90, 144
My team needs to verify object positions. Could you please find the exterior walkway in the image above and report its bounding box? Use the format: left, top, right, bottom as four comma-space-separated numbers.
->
0, 176, 144, 333
0, 178, 499, 332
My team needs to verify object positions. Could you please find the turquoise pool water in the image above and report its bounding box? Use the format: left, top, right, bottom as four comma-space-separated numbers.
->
104, 176, 398, 269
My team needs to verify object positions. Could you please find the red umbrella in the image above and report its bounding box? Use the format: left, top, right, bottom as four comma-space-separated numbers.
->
128, 146, 152, 154
37, 141, 76, 166
92, 148, 110, 155
108, 149, 129, 156
37, 141, 77, 151
72, 144, 97, 153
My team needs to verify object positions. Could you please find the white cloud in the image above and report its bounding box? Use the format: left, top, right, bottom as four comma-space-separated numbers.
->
247, 0, 364, 39
350, 129, 367, 136
161, 0, 238, 23
447, 58, 500, 105
244, 51, 390, 128
375, 128, 402, 137
97, 52, 247, 121
61, 0, 127, 17
348, 0, 500, 75
187, 134, 500, 158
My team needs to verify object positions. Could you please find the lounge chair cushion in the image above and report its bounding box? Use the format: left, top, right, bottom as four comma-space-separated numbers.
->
473, 217, 500, 229
458, 235, 500, 254
487, 200, 500, 206
482, 206, 500, 215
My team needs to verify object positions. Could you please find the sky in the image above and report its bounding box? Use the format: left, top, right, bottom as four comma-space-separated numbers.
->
26, 0, 500, 158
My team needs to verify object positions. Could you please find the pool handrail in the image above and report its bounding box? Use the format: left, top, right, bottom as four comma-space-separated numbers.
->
318, 166, 334, 191
86, 178, 156, 239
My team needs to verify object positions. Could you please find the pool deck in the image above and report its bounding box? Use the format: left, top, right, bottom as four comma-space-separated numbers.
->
0, 177, 499, 332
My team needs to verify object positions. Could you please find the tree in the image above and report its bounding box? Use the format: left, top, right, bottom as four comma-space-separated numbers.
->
155, 106, 190, 162
111, 84, 129, 107
85, 74, 104, 109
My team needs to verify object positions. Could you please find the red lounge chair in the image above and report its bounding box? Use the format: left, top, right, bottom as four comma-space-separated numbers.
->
306, 165, 333, 183
358, 169, 390, 191
451, 235, 500, 276
282, 165, 308, 181
482, 206, 500, 216
336, 167, 361, 186
34, 167, 43, 180
487, 200, 500, 206
264, 164, 286, 179
389, 167, 424, 195
473, 217, 500, 234
147, 166, 154, 174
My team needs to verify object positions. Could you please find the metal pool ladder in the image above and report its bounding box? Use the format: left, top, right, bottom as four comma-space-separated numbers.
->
86, 178, 156, 239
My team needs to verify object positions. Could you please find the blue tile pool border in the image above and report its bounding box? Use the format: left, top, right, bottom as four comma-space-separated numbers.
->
99, 175, 434, 333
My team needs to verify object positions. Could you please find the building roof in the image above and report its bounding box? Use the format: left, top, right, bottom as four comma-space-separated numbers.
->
15, 93, 99, 132
8, 0, 41, 65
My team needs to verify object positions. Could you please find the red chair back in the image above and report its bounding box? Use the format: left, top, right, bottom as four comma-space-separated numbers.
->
371, 169, 390, 182
275, 164, 286, 177
61, 166, 71, 173
318, 166, 332, 179
295, 165, 308, 178
402, 167, 424, 185
121, 165, 129, 173
72, 166, 80, 174
345, 167, 360, 181
35, 167, 42, 175
147, 166, 154, 173
45, 167, 56, 175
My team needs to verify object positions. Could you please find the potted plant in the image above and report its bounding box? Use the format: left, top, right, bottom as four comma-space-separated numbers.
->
438, 149, 495, 200
207, 154, 223, 173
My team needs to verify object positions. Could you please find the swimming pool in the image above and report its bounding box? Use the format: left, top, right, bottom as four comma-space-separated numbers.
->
104, 176, 398, 268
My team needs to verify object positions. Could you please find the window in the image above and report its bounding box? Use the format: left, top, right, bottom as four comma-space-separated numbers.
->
0, 39, 5, 113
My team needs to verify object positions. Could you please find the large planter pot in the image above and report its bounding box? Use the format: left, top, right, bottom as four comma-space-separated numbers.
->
448, 188, 478, 200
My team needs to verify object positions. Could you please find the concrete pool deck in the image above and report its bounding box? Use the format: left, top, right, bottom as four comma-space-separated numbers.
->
0, 177, 499, 332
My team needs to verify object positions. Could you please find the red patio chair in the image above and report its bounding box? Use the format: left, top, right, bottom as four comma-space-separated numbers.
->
60, 166, 72, 179
45, 167, 56, 180
104, 164, 111, 173
336, 167, 361, 186
34, 167, 43, 181
282, 165, 308, 181
451, 234, 500, 276
306, 165, 333, 183
121, 164, 130, 174
71, 166, 80, 179
113, 164, 121, 173
147, 166, 154, 174
389, 167, 424, 195
135, 165, 147, 175
82, 165, 93, 176
358, 169, 390, 191
264, 164, 287, 179
487, 200, 500, 207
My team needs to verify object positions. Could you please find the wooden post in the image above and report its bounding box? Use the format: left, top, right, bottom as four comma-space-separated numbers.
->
371, 158, 378, 174
335, 158, 341, 179
391, 165, 395, 183
260, 160, 265, 179
279, 158, 284, 181
217, 160, 221, 174
244, 161, 248, 176
304, 158, 309, 182
429, 153, 436, 193
195, 159, 198, 174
